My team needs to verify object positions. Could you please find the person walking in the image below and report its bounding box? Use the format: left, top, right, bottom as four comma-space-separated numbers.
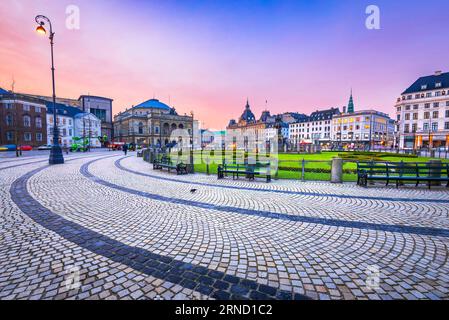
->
123, 143, 128, 156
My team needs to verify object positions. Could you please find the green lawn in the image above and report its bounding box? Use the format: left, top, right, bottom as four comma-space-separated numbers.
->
192, 151, 448, 182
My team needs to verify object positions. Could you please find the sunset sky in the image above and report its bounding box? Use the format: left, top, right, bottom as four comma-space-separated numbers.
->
1, 0, 449, 129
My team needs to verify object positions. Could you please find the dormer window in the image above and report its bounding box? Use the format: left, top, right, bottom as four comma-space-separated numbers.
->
436, 82, 442, 88
421, 85, 427, 90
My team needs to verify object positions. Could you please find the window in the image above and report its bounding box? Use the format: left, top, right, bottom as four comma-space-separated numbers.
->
36, 106, 41, 113
36, 133, 43, 142
412, 123, 418, 132
412, 113, 418, 120
415, 94, 420, 99
396, 107, 401, 112
436, 82, 442, 88
69, 129, 73, 136
69, 119, 72, 125
6, 114, 13, 126
424, 112, 430, 119
423, 123, 429, 131
23, 105, 30, 111
433, 111, 439, 118
432, 123, 438, 132
413, 105, 419, 110
405, 105, 411, 111
5, 103, 13, 110
35, 117, 42, 128
445, 122, 449, 130
23, 115, 31, 127
24, 132, 32, 141
6, 131, 13, 141
434, 102, 439, 108
155, 126, 160, 134
404, 124, 409, 133
405, 113, 410, 120
446, 110, 449, 118
425, 103, 430, 109
407, 95, 412, 100
421, 85, 427, 90
397, 115, 401, 121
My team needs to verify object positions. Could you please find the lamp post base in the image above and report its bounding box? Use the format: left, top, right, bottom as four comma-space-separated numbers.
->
49, 145, 65, 165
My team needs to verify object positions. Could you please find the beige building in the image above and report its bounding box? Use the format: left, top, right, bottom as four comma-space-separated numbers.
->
113, 98, 194, 148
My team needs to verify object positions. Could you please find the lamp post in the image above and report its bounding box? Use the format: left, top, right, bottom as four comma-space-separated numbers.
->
190, 111, 194, 173
35, 15, 64, 164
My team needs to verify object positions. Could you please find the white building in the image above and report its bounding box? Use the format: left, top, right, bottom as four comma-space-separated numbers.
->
395, 71, 449, 150
46, 103, 77, 147
331, 110, 394, 149
46, 102, 101, 148
289, 108, 340, 149
74, 113, 102, 148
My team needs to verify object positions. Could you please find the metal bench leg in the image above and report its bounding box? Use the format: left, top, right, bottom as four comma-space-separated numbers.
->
386, 179, 389, 187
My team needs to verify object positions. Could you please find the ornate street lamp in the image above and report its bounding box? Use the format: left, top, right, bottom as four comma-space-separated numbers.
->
35, 15, 64, 164
190, 111, 195, 173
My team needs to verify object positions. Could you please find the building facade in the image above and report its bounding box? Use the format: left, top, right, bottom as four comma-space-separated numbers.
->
289, 107, 340, 149
22, 93, 114, 144
46, 102, 102, 148
331, 110, 394, 149
395, 71, 449, 150
113, 98, 195, 148
74, 113, 102, 148
79, 95, 113, 142
226, 100, 306, 150
0, 90, 47, 147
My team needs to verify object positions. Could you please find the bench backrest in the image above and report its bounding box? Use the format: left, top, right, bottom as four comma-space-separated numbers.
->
357, 161, 449, 177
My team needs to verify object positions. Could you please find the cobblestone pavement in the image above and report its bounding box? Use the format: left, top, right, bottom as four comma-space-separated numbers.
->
1, 152, 449, 300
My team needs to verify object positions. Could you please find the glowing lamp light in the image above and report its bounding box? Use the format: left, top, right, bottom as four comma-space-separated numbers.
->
36, 25, 46, 35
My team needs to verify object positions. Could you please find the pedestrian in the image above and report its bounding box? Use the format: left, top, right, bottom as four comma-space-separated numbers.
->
123, 143, 128, 156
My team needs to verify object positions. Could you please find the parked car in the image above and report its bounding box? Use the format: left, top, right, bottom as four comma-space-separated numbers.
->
437, 146, 448, 152
0, 144, 17, 151
38, 145, 52, 150
18, 145, 33, 151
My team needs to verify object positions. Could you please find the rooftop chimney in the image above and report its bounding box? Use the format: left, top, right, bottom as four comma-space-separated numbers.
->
435, 70, 442, 76
343, 106, 347, 113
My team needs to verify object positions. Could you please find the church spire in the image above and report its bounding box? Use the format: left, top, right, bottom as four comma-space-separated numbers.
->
347, 89, 354, 113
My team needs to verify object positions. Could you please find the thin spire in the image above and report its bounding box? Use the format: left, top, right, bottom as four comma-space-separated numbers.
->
347, 88, 355, 113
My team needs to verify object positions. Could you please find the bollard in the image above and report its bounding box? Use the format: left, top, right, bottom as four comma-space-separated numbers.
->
428, 160, 442, 186
331, 157, 343, 183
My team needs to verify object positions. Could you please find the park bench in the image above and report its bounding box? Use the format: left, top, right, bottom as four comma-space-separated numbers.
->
217, 162, 271, 182
357, 161, 449, 189
153, 155, 188, 175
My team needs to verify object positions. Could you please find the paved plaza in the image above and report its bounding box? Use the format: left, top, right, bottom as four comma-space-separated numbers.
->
1, 151, 449, 300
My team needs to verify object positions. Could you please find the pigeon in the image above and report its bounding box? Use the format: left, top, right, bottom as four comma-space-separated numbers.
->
190, 189, 198, 193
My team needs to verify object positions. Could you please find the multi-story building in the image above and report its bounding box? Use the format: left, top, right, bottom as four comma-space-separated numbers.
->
395, 71, 449, 150
22, 93, 114, 143
45, 102, 102, 148
74, 112, 102, 148
0, 89, 47, 147
113, 98, 195, 148
226, 100, 306, 150
289, 107, 340, 149
79, 95, 114, 141
45, 102, 77, 147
